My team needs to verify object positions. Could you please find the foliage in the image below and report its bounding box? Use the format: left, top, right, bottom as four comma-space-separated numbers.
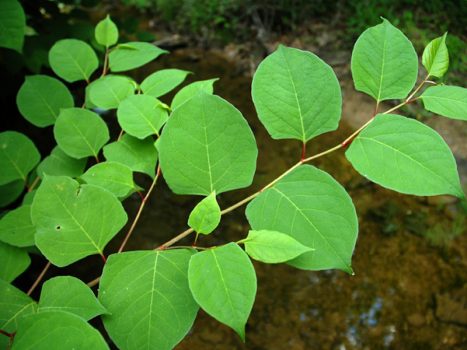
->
0, 7, 466, 349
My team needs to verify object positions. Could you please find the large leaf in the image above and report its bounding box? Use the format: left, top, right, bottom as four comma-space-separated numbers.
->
246, 165, 358, 273
0, 242, 30, 283
0, 0, 25, 52
252, 45, 342, 142
99, 249, 198, 350
103, 134, 157, 178
54, 108, 109, 159
346, 114, 463, 197
109, 42, 167, 72
81, 161, 135, 198
158, 93, 258, 195
16, 75, 74, 127
351, 18, 418, 102
420, 85, 467, 121
422, 33, 449, 78
49, 39, 98, 82
0, 131, 40, 185
141, 69, 191, 98
188, 191, 221, 235
188, 243, 256, 340
95, 15, 118, 47
31, 176, 127, 266
88, 75, 135, 110
37, 146, 87, 179
38, 276, 107, 320
171, 78, 218, 110
117, 94, 168, 138
0, 205, 35, 247
0, 180, 24, 208
12, 311, 109, 350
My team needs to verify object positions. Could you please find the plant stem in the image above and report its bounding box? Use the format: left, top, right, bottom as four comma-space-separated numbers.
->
87, 276, 100, 288
101, 48, 109, 77
27, 261, 51, 296
27, 176, 40, 192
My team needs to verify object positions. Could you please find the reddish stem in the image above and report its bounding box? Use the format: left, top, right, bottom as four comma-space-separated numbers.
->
301, 142, 306, 161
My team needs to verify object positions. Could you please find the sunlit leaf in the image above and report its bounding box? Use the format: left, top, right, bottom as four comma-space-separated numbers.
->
421, 85, 467, 121
0, 242, 30, 283
141, 69, 191, 98
0, 205, 35, 247
188, 192, 221, 235
37, 146, 87, 179
422, 33, 449, 78
109, 42, 167, 72
95, 15, 118, 47
81, 161, 135, 198
171, 78, 218, 110
88, 75, 135, 110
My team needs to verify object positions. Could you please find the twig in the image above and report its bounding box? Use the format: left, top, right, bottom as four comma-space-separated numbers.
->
27, 261, 51, 296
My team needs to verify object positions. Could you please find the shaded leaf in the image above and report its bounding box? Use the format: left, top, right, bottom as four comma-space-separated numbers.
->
88, 75, 135, 110
188, 192, 221, 235
141, 69, 191, 98
0, 0, 25, 52
0, 180, 24, 208
421, 85, 467, 121
0, 205, 35, 247
171, 78, 218, 110
0, 242, 30, 282
109, 42, 167, 72
81, 161, 135, 198
37, 146, 87, 179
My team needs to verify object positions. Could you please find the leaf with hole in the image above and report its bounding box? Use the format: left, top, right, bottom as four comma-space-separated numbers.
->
88, 75, 135, 110
0, 0, 25, 52
0, 242, 30, 283
37, 146, 87, 179
141, 69, 191, 98
0, 205, 35, 247
422, 33, 449, 78
171, 78, 218, 110
109, 42, 167, 72
420, 85, 467, 121
188, 191, 221, 235
95, 15, 118, 47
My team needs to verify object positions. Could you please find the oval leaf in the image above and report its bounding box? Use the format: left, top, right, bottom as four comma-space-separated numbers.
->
37, 146, 87, 179
88, 75, 135, 110
188, 191, 221, 235
81, 161, 135, 198
109, 42, 167, 72
422, 33, 449, 78
141, 69, 191, 98
0, 0, 25, 52
421, 85, 467, 121
0, 242, 30, 283
171, 78, 218, 110
95, 15, 118, 47
0, 205, 35, 247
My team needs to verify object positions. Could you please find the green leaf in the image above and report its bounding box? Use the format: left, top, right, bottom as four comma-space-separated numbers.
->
246, 165, 358, 273
0, 0, 25, 52
0, 180, 24, 208
171, 78, 218, 110
351, 18, 418, 102
54, 108, 110, 159
0, 205, 35, 247
81, 161, 135, 198
37, 146, 87, 179
95, 15, 118, 47
422, 33, 449, 78
31, 176, 127, 266
0, 131, 40, 185
188, 192, 221, 235
141, 69, 191, 98
117, 94, 168, 138
420, 85, 467, 121
88, 75, 135, 110
21, 190, 36, 206
188, 243, 256, 340
38, 276, 107, 320
0, 242, 30, 283
49, 39, 99, 82
12, 311, 109, 350
252, 45, 342, 142
103, 134, 158, 178
159, 93, 257, 195
16, 75, 74, 127
346, 114, 463, 197
109, 42, 168, 72
99, 249, 198, 350
242, 229, 313, 264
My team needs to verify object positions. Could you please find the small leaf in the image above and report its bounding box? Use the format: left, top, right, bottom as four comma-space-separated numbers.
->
243, 230, 313, 264
0, 205, 35, 247
99, 249, 198, 350
37, 146, 87, 179
351, 18, 418, 102
188, 243, 256, 340
188, 192, 221, 235
81, 161, 135, 198
49, 39, 99, 82
38, 276, 107, 320
171, 78, 218, 110
0, 0, 25, 52
0, 242, 30, 283
422, 33, 449, 78
346, 114, 463, 197
95, 15, 118, 47
0, 131, 40, 185
16, 75, 74, 127
109, 42, 168, 72
117, 94, 168, 138
141, 69, 191, 98
31, 176, 128, 266
54, 108, 110, 159
88, 75, 135, 110
421, 85, 467, 121
0, 180, 24, 208
103, 134, 158, 178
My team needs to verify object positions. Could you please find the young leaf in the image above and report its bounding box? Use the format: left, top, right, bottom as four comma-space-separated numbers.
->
420, 85, 467, 121
346, 114, 463, 197
16, 75, 74, 127
117, 94, 168, 138
171, 78, 218, 110
158, 93, 258, 195
242, 230, 313, 264
103, 134, 158, 178
246, 165, 358, 273
188, 192, 221, 235
0, 131, 40, 185
99, 250, 198, 350
351, 18, 418, 102
0, 0, 25, 52
422, 33, 449, 78
38, 276, 107, 320
37, 146, 87, 179
49, 39, 99, 82
88, 75, 135, 110
0, 242, 30, 283
109, 42, 168, 72
81, 161, 135, 199
31, 176, 128, 267
0, 180, 24, 208
188, 243, 256, 340
95, 15, 118, 47
252, 45, 342, 142
54, 108, 110, 159
141, 69, 191, 98
0, 205, 35, 247
12, 311, 109, 350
